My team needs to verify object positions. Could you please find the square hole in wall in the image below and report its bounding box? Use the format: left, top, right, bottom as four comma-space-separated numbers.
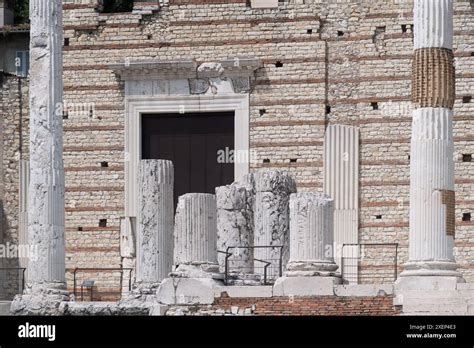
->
259, 109, 266, 116
275, 61, 284, 68
62, 112, 69, 120
337, 31, 344, 37
462, 154, 472, 162
325, 105, 331, 114
64, 38, 70, 46
462, 213, 471, 222
99, 219, 107, 227
77, 227, 83, 232
371, 102, 379, 110
147, 34, 152, 40
375, 215, 383, 220
290, 158, 298, 163
462, 96, 472, 103
263, 159, 270, 163
101, 161, 109, 168
307, 29, 313, 35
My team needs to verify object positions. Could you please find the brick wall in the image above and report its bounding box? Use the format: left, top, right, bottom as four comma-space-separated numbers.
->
165, 295, 401, 316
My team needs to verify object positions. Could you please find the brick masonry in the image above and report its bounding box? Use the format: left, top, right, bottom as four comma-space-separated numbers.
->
0, 0, 473, 298
165, 295, 401, 316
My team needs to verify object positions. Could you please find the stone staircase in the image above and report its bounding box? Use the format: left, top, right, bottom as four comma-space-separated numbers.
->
395, 283, 474, 315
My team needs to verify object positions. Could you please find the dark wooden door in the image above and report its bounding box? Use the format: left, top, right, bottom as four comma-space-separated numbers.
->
142, 112, 235, 208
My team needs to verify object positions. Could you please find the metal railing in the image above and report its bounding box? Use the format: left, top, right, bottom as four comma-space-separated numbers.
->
341, 243, 398, 284
219, 245, 284, 285
0, 267, 27, 295
72, 268, 133, 301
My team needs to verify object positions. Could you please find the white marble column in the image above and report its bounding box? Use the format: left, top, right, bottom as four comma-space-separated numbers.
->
173, 193, 219, 278
286, 193, 338, 276
27, 0, 66, 291
402, 0, 461, 279
135, 160, 174, 293
254, 170, 296, 279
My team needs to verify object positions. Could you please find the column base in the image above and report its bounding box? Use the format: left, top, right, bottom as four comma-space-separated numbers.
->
170, 262, 220, 278
157, 277, 223, 305
286, 260, 339, 277
10, 283, 69, 316
273, 276, 341, 296
400, 261, 464, 278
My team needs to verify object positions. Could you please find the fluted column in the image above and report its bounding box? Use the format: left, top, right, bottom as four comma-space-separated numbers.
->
27, 0, 66, 291
403, 0, 460, 277
254, 170, 296, 278
173, 193, 219, 277
135, 160, 174, 293
286, 193, 338, 277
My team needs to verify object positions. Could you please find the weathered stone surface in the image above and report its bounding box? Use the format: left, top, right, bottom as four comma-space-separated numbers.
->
197, 62, 224, 78
157, 277, 220, 305
273, 276, 341, 296
172, 193, 219, 278
231, 77, 250, 93
286, 193, 338, 276
216, 179, 254, 275
10, 287, 69, 316
135, 160, 174, 293
253, 170, 296, 278
189, 78, 210, 94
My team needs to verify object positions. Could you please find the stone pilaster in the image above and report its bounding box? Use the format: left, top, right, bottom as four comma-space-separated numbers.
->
10, 0, 68, 315
400, 0, 462, 284
253, 170, 296, 279
135, 160, 174, 294
286, 193, 338, 277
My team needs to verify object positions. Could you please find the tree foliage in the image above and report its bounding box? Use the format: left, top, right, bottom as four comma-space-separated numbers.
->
13, 0, 29, 24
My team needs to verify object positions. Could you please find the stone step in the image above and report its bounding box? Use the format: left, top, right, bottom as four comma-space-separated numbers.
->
401, 297, 470, 315
0, 301, 11, 316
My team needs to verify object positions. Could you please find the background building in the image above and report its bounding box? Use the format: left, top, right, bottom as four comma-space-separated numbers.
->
0, 0, 473, 305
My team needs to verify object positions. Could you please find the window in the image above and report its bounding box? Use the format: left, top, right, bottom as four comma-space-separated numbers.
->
15, 51, 29, 77
101, 0, 134, 13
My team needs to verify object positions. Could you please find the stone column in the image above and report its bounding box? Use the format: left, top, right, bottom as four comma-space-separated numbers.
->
216, 177, 254, 280
401, 0, 462, 281
135, 160, 174, 293
273, 193, 341, 296
172, 193, 219, 277
157, 193, 221, 305
253, 170, 296, 279
286, 193, 338, 276
396, 0, 465, 305
11, 0, 67, 315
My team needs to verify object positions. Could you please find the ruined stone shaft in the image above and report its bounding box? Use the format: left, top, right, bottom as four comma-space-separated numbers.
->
27, 0, 66, 288
174, 194, 218, 272
405, 0, 458, 276
216, 181, 254, 274
253, 171, 296, 277
287, 193, 338, 275
136, 160, 174, 288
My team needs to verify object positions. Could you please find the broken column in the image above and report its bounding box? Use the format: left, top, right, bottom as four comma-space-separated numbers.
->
135, 160, 174, 294
274, 193, 340, 296
11, 0, 68, 315
286, 193, 338, 276
216, 177, 255, 283
157, 193, 221, 305
398, 0, 463, 289
253, 170, 296, 280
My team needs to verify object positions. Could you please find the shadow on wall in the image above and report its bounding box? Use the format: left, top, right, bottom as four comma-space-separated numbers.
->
0, 199, 22, 301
